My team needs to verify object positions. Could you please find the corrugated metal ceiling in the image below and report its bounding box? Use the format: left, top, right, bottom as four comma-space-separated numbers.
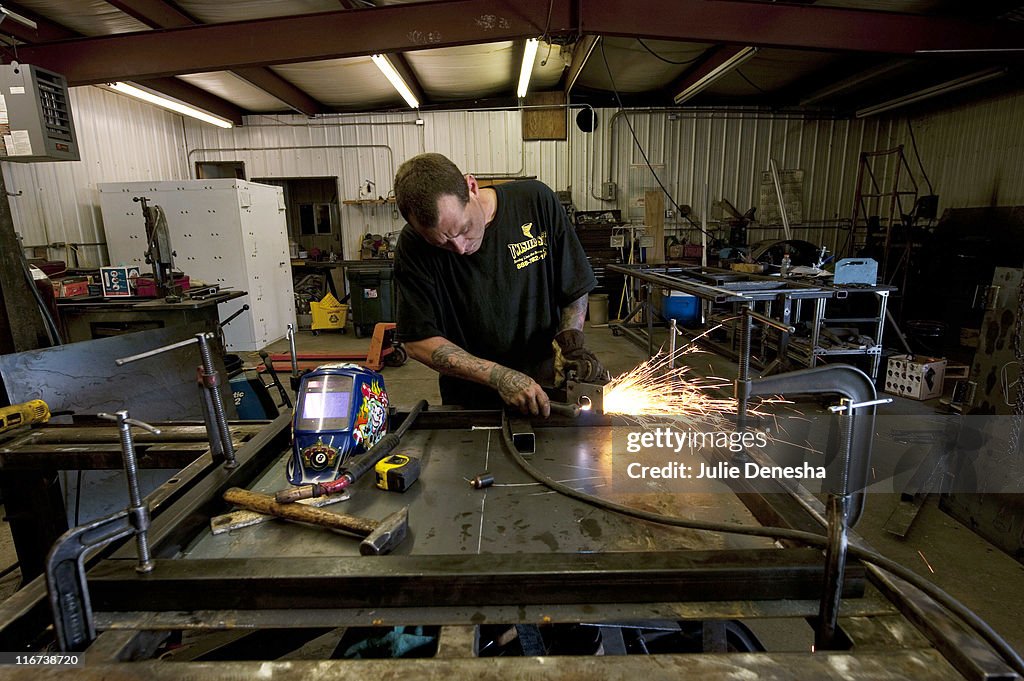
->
5, 0, 1022, 116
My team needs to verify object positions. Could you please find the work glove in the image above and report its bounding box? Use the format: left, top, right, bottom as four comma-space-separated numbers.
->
553, 329, 610, 386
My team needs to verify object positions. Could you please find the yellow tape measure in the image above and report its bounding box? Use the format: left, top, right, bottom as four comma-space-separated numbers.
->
374, 453, 420, 492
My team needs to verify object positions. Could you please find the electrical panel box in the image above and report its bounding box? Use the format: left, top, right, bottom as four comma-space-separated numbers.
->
98, 180, 296, 351
600, 181, 617, 201
0, 63, 78, 162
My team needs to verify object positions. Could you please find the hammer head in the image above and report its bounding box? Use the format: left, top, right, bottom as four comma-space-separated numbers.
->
359, 506, 408, 555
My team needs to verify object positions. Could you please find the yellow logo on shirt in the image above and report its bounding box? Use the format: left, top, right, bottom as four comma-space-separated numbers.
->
508, 223, 548, 270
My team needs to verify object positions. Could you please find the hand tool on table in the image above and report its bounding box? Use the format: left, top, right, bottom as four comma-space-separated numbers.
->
0, 399, 51, 434
116, 332, 237, 468
46, 409, 162, 651
258, 350, 292, 408
278, 398, 428, 502
222, 487, 408, 555
547, 401, 582, 418
374, 453, 420, 492
210, 491, 349, 534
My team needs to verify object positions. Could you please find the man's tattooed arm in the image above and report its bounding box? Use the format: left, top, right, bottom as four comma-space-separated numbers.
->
489, 365, 534, 402
558, 294, 588, 333
403, 336, 550, 415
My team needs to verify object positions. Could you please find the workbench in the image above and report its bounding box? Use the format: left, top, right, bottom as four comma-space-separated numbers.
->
608, 264, 894, 380
0, 408, 1013, 679
55, 290, 247, 344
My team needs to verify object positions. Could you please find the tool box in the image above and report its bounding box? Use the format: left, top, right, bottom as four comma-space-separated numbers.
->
884, 354, 946, 400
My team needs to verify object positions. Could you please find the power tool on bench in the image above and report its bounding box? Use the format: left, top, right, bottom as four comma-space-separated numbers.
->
286, 364, 390, 485
0, 399, 51, 435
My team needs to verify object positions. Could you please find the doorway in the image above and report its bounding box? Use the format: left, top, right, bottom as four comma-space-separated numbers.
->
253, 177, 342, 259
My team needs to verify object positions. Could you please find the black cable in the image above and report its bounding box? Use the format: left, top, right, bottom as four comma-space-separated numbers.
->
906, 117, 935, 195
542, 0, 554, 39
600, 42, 716, 241
500, 425, 1024, 675
540, 41, 554, 68
736, 69, 766, 93
17, 249, 63, 345
636, 38, 701, 66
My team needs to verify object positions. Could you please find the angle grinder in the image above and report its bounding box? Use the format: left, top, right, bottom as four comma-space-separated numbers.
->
0, 399, 51, 435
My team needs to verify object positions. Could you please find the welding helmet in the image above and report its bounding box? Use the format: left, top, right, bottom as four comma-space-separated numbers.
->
287, 363, 389, 485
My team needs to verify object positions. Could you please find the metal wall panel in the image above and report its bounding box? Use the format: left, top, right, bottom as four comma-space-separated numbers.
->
889, 88, 1024, 211
10, 88, 1024, 270
3, 86, 189, 267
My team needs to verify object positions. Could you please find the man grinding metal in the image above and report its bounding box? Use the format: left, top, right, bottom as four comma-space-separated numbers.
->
392, 152, 609, 417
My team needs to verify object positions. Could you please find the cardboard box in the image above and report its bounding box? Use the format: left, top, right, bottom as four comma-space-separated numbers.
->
884, 354, 946, 400
51, 277, 90, 298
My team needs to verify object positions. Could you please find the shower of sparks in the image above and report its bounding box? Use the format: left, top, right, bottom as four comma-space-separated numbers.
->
602, 348, 735, 419
600, 333, 786, 423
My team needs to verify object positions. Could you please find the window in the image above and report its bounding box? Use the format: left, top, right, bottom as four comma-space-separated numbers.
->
299, 203, 335, 235
195, 161, 246, 179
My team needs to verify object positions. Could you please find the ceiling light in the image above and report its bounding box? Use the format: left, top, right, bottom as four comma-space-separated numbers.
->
0, 5, 38, 30
855, 67, 1007, 118
517, 38, 540, 99
800, 59, 913, 107
107, 82, 233, 128
372, 54, 419, 109
673, 46, 758, 105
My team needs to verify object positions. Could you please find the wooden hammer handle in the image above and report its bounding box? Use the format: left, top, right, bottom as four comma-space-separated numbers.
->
223, 487, 378, 536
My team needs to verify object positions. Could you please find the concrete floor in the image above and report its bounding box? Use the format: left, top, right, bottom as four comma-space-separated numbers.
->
0, 319, 1021, 656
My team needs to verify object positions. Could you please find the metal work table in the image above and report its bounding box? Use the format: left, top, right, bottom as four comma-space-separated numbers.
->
0, 408, 1014, 680
56, 290, 247, 343
608, 264, 894, 380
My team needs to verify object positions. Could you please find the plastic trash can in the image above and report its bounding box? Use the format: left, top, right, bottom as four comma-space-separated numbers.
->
346, 266, 396, 338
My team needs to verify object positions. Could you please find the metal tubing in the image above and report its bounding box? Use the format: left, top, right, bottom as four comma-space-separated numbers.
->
741, 364, 877, 528
196, 333, 236, 468
816, 397, 855, 650
668, 318, 678, 369
102, 412, 159, 574
769, 158, 792, 240
645, 284, 654, 358
817, 495, 850, 651
115, 336, 200, 366
736, 306, 754, 432
747, 308, 796, 334
287, 324, 299, 378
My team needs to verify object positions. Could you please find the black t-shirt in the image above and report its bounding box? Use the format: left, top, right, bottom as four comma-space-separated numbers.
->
394, 180, 597, 407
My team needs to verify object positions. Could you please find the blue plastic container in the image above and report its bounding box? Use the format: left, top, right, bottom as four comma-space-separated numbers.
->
661, 291, 700, 326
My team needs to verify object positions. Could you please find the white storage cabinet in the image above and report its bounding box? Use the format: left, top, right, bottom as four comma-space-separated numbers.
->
98, 179, 296, 351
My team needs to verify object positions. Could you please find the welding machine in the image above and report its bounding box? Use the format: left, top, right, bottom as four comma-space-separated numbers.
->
286, 363, 390, 485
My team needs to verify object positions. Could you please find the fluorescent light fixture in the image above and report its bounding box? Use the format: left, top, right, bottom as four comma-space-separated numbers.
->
855, 67, 1007, 118
0, 5, 38, 30
517, 38, 540, 99
673, 46, 758, 105
372, 54, 419, 109
566, 36, 600, 96
800, 59, 913, 107
107, 82, 233, 128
